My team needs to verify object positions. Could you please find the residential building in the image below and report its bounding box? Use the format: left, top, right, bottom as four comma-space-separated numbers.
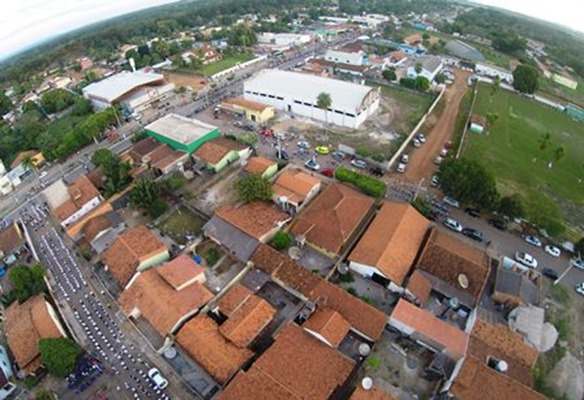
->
243, 156, 278, 179
244, 70, 380, 129
220, 97, 275, 123
4, 295, 67, 374
350, 385, 397, 400
119, 254, 213, 342
475, 63, 514, 84
80, 211, 125, 253
10, 150, 45, 172
272, 169, 321, 213
290, 183, 375, 257
145, 114, 220, 155
0, 223, 24, 265
126, 137, 188, 174
303, 306, 351, 348
387, 50, 408, 67
406, 55, 444, 82
0, 346, 16, 399
46, 175, 104, 228
193, 137, 250, 173
203, 202, 290, 263
348, 202, 430, 290
404, 270, 433, 305
492, 267, 541, 307
187, 44, 222, 65
324, 42, 367, 66
404, 33, 423, 46
258, 32, 313, 47
101, 225, 169, 289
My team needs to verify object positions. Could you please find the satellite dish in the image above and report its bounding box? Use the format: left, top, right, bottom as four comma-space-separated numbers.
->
359, 343, 371, 356
288, 246, 301, 260
458, 273, 469, 289
338, 264, 349, 274
496, 360, 509, 373
163, 347, 177, 359
449, 297, 460, 310
361, 377, 373, 390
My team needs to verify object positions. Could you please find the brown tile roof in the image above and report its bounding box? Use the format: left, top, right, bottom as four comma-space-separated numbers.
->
216, 202, 289, 240
5, 295, 64, 373
390, 299, 468, 360
175, 314, 253, 384
468, 319, 538, 386
194, 137, 247, 165
251, 324, 355, 400
350, 385, 397, 400
272, 170, 320, 204
349, 202, 429, 285
157, 254, 206, 290
218, 284, 253, 316
416, 229, 489, 304
82, 215, 112, 243
250, 244, 287, 274
129, 137, 162, 162
451, 356, 548, 400
54, 175, 101, 221
406, 270, 433, 304
389, 50, 407, 61
101, 225, 168, 288
309, 280, 387, 341
119, 257, 212, 336
244, 156, 277, 175
290, 183, 374, 254
405, 33, 423, 44
218, 368, 301, 400
338, 42, 365, 53
86, 167, 106, 190
220, 295, 276, 347
303, 307, 351, 348
0, 223, 23, 255
223, 97, 272, 113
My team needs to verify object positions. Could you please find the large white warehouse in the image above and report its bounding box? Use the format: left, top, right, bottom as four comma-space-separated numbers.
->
243, 70, 380, 129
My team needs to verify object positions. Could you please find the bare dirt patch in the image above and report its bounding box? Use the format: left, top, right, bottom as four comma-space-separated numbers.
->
163, 71, 206, 92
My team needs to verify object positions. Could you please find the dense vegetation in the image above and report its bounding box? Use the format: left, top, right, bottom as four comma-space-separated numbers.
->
39, 338, 82, 378
8, 264, 46, 304
335, 167, 387, 198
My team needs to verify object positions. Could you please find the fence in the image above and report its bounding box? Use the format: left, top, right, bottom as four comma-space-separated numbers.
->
210, 55, 269, 81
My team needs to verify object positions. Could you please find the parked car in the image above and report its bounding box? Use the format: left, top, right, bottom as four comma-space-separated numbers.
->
304, 159, 320, 171
515, 252, 538, 269
443, 218, 463, 233
524, 235, 542, 248
488, 219, 507, 231
275, 149, 289, 161
541, 268, 559, 280
544, 245, 561, 258
416, 133, 426, 143
571, 258, 584, 270
260, 128, 274, 137
297, 140, 310, 149
439, 148, 448, 157
320, 168, 334, 178
369, 167, 384, 177
575, 282, 584, 296
443, 196, 460, 208
331, 150, 345, 160
465, 207, 480, 218
412, 139, 421, 148
431, 175, 439, 187
462, 228, 483, 242
39, 171, 48, 179
401, 154, 409, 163
315, 146, 330, 155
434, 156, 443, 165
148, 368, 168, 390
396, 163, 406, 173
351, 159, 367, 169
275, 132, 286, 140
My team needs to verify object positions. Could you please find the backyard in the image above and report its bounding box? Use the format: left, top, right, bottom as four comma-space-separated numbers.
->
462, 83, 584, 237
157, 206, 207, 245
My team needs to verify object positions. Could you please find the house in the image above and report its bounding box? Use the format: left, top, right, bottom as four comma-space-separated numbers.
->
126, 137, 188, 175
290, 183, 375, 257
119, 44, 138, 58
387, 50, 408, 67
10, 150, 45, 171
145, 114, 220, 155
404, 33, 423, 46
350, 384, 397, 400
348, 202, 430, 290
406, 56, 444, 82
469, 114, 486, 134
474, 63, 514, 83
404, 270, 433, 305
389, 299, 469, 361
101, 225, 169, 289
415, 229, 490, 308
0, 223, 24, 265
46, 175, 104, 228
192, 44, 222, 65
0, 346, 16, 399
4, 295, 67, 374
324, 42, 367, 66
77, 57, 93, 70
119, 254, 213, 342
203, 202, 290, 263
175, 314, 253, 384
217, 324, 355, 400
492, 267, 541, 307
220, 97, 275, 123
272, 169, 321, 213
243, 156, 278, 179
81, 211, 125, 254
303, 306, 351, 348
193, 137, 250, 173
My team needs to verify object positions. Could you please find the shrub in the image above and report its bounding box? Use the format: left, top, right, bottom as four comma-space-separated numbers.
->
205, 248, 220, 267
365, 356, 381, 369
338, 271, 355, 283
347, 287, 358, 296
270, 231, 293, 250
335, 167, 387, 197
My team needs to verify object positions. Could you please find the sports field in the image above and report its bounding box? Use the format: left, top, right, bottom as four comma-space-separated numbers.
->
463, 83, 584, 236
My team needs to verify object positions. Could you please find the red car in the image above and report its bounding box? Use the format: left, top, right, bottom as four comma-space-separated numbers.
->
320, 168, 335, 178
260, 129, 273, 137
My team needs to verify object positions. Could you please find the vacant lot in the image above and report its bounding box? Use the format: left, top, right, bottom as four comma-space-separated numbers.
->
163, 71, 207, 91
194, 54, 255, 76
158, 206, 207, 245
462, 83, 584, 236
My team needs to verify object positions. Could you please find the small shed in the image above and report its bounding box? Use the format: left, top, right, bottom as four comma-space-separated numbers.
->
469, 114, 486, 133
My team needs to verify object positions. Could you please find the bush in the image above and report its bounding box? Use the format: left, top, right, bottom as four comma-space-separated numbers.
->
338, 271, 355, 283
356, 146, 370, 158
166, 174, 185, 191
270, 231, 293, 250
347, 287, 358, 296
335, 167, 386, 198
365, 356, 381, 369
205, 248, 220, 266
412, 198, 433, 219
23, 376, 40, 389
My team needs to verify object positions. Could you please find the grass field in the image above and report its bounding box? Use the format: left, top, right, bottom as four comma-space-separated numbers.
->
158, 206, 206, 245
463, 83, 584, 237
538, 75, 584, 108
193, 53, 255, 76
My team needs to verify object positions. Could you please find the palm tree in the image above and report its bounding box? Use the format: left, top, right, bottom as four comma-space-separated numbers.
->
415, 62, 423, 74
539, 132, 551, 151
553, 145, 565, 163
491, 76, 501, 96
21, 153, 38, 175
486, 112, 499, 127
316, 92, 332, 134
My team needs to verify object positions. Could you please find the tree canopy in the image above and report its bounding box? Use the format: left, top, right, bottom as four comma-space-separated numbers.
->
382, 68, 397, 82
235, 174, 273, 203
512, 64, 539, 94
91, 149, 131, 197
39, 338, 82, 378
270, 231, 293, 251
575, 238, 584, 257
8, 264, 46, 303
129, 178, 167, 218
0, 91, 12, 115
498, 194, 524, 220
40, 89, 76, 114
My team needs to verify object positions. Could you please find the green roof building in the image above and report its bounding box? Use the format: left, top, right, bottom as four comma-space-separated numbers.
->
144, 114, 220, 154
565, 104, 584, 122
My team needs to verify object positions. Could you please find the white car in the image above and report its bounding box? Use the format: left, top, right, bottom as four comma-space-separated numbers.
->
443, 218, 463, 233
439, 148, 448, 157
148, 368, 168, 390
443, 196, 460, 208
434, 156, 443, 165
297, 140, 310, 149
412, 139, 421, 148
571, 258, 584, 270
524, 235, 542, 248
576, 282, 584, 296
401, 154, 409, 164
431, 175, 439, 187
544, 245, 561, 258
515, 252, 538, 269
304, 159, 320, 171
396, 163, 406, 173
39, 171, 48, 179
351, 159, 367, 169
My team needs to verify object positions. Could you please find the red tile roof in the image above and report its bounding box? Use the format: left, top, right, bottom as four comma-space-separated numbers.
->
272, 170, 321, 204
390, 299, 468, 360
54, 175, 101, 222
156, 254, 206, 291
217, 284, 253, 316
219, 295, 276, 348
218, 368, 301, 400
176, 314, 253, 384
194, 137, 247, 165
309, 280, 387, 341
349, 202, 429, 285
290, 183, 374, 254
406, 270, 433, 304
0, 223, 23, 255
244, 156, 277, 175
82, 215, 112, 243
303, 307, 351, 348
216, 202, 289, 240
350, 385, 397, 400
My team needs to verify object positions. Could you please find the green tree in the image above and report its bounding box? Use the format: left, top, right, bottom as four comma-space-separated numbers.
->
22, 101, 38, 113
0, 91, 12, 115
486, 112, 499, 127
92, 149, 131, 196
415, 76, 430, 91
270, 231, 293, 250
512, 64, 539, 94
422, 33, 430, 40
35, 390, 55, 400
21, 153, 39, 174
435, 73, 446, 84
40, 89, 76, 114
71, 98, 92, 116
539, 132, 551, 151
129, 178, 167, 217
8, 265, 46, 303
437, 158, 500, 211
574, 238, 584, 257
415, 62, 423, 74
553, 145, 565, 163
382, 68, 397, 82
316, 92, 332, 133
499, 194, 524, 220
39, 338, 82, 378
235, 174, 273, 203
491, 75, 501, 96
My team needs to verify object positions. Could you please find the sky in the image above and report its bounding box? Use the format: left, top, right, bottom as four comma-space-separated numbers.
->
0, 0, 582, 61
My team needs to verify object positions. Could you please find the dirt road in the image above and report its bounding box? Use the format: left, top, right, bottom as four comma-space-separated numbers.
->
402, 69, 471, 183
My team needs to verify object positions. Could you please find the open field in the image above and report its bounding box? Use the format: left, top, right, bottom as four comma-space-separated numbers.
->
538, 75, 584, 108
194, 53, 255, 76
163, 71, 207, 91
462, 83, 584, 236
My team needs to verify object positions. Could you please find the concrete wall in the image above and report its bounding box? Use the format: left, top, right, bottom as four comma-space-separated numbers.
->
61, 196, 103, 227
137, 250, 170, 272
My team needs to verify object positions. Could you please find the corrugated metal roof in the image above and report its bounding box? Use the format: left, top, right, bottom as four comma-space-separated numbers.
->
82, 71, 164, 103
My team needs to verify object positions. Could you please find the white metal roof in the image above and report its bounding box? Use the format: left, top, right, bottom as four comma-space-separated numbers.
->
145, 114, 217, 145
244, 69, 376, 112
82, 71, 164, 103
